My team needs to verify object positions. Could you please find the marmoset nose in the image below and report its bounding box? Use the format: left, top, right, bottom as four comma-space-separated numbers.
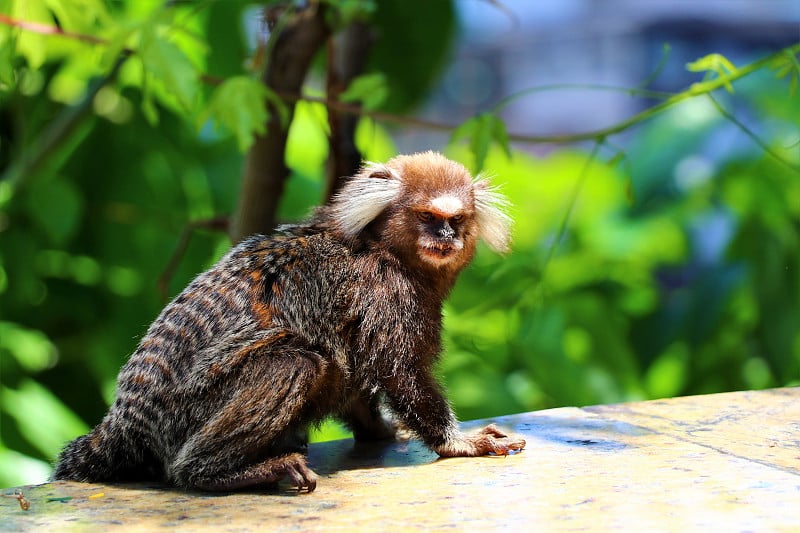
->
436, 221, 455, 239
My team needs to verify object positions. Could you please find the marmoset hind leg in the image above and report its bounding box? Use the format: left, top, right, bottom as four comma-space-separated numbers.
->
342, 393, 399, 442
168, 344, 329, 492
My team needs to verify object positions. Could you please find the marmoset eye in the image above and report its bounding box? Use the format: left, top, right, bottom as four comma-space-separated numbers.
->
417, 211, 436, 223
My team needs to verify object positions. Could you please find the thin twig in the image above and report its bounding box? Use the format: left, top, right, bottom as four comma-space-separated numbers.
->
275, 40, 799, 146
157, 216, 229, 301
0, 14, 105, 44
491, 83, 676, 113
706, 94, 800, 173
637, 43, 672, 90
478, 0, 521, 31
540, 141, 603, 276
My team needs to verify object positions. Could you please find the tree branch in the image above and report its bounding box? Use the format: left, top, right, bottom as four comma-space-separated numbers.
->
706, 93, 800, 172
325, 21, 374, 200
157, 216, 229, 301
230, 5, 331, 243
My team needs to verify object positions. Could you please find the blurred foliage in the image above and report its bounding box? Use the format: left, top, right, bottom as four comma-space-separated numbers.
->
1, 0, 799, 487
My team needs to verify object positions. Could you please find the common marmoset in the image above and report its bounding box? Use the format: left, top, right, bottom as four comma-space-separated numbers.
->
54, 151, 526, 492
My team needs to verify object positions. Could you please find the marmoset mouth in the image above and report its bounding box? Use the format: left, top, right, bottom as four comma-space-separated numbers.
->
419, 242, 458, 263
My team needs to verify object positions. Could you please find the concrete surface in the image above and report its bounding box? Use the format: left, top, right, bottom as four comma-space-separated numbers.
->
2, 387, 799, 531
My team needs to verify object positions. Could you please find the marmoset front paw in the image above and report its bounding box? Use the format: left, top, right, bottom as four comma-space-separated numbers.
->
436, 424, 526, 458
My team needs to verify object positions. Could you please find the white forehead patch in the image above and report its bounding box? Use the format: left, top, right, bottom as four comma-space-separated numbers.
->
429, 195, 464, 216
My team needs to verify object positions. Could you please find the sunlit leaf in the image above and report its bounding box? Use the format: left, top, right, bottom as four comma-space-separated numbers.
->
0, 35, 14, 88
1, 380, 89, 459
644, 343, 689, 398
471, 114, 493, 172
450, 113, 511, 172
354, 114, 396, 162
201, 76, 270, 152
607, 152, 625, 168
139, 25, 198, 111
624, 175, 636, 204
11, 0, 53, 69
141, 92, 160, 125
0, 321, 58, 372
772, 50, 799, 97
309, 420, 352, 443
491, 114, 512, 160
686, 53, 737, 93
339, 72, 388, 111
450, 115, 478, 145
44, 0, 111, 33
0, 447, 51, 487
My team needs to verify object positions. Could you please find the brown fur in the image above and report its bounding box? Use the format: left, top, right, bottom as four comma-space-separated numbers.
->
53, 152, 525, 492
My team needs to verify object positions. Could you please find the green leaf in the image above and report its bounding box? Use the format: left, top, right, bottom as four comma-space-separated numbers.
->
309, 419, 352, 443
205, 0, 253, 79
141, 90, 160, 125
686, 53, 737, 93
491, 114, 512, 160
44, 0, 111, 33
11, 0, 53, 70
471, 114, 493, 173
201, 76, 270, 152
1, 380, 89, 459
24, 175, 84, 244
0, 447, 52, 487
772, 50, 799, 97
644, 343, 689, 398
324, 0, 378, 28
139, 26, 198, 111
0, 322, 58, 372
624, 175, 636, 205
0, 33, 15, 88
450, 115, 478, 145
449, 113, 510, 172
607, 152, 625, 168
264, 86, 289, 127
339, 72, 388, 111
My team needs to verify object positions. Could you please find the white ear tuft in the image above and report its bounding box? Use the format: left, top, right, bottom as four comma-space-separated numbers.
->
473, 177, 512, 253
330, 162, 402, 239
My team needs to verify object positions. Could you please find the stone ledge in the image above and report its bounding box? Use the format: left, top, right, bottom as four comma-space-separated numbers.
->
3, 387, 799, 531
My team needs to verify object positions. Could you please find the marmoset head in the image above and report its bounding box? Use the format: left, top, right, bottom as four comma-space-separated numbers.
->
328, 151, 511, 271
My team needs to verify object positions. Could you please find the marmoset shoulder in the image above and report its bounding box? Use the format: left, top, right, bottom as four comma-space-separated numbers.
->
54, 151, 526, 492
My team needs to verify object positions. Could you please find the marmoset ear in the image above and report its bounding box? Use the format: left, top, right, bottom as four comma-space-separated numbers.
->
473, 177, 512, 253
329, 162, 402, 239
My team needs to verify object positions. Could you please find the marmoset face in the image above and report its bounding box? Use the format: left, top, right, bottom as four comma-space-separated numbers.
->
412, 194, 473, 266
328, 151, 510, 272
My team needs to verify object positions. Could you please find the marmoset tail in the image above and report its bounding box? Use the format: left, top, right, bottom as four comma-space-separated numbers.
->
54, 151, 526, 492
